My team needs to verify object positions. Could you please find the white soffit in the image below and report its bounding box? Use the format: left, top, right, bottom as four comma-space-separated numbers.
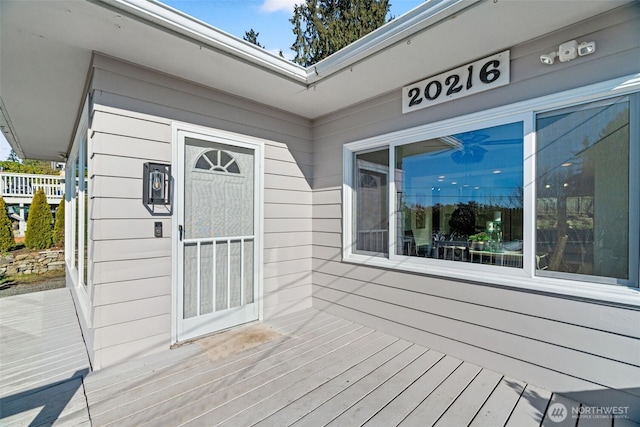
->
0, 0, 634, 159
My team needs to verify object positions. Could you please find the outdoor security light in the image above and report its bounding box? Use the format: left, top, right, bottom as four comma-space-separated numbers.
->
578, 41, 596, 56
541, 39, 596, 65
540, 52, 557, 65
558, 40, 578, 62
143, 162, 171, 206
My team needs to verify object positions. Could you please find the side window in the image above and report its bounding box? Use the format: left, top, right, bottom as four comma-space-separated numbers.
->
535, 98, 632, 284
353, 149, 389, 256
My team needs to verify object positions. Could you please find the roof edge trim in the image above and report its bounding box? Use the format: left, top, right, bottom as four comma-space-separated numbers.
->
308, 0, 482, 82
96, 0, 308, 83
0, 97, 24, 158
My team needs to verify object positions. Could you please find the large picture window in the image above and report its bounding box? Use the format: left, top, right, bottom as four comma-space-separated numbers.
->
344, 83, 638, 293
395, 122, 523, 268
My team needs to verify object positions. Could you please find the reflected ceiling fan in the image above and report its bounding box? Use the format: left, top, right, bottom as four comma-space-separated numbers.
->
440, 132, 516, 164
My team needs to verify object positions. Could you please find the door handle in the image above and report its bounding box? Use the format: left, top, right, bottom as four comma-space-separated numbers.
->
179, 225, 183, 241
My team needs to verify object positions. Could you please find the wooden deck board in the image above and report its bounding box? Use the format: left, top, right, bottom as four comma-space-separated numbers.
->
541, 393, 582, 426
256, 341, 428, 426
247, 338, 412, 426
292, 343, 427, 427
469, 376, 526, 427
88, 322, 363, 419
187, 332, 401, 426
433, 368, 503, 427
90, 324, 372, 425
398, 362, 483, 426
365, 355, 463, 426
0, 289, 91, 427
4, 290, 630, 427
578, 414, 614, 426
87, 316, 348, 402
615, 418, 640, 427
506, 384, 552, 427
143, 326, 376, 427
326, 349, 445, 426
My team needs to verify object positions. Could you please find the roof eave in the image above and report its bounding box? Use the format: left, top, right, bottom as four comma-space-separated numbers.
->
96, 0, 309, 84
307, 0, 480, 82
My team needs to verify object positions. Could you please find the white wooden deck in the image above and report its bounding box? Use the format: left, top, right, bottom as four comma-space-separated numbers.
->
0, 288, 91, 426
1, 289, 637, 426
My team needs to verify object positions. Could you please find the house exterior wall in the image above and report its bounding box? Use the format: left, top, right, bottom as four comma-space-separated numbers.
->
311, 4, 640, 415
86, 55, 313, 369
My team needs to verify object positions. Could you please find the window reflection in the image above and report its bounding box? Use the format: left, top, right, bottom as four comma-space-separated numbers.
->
354, 149, 389, 256
536, 98, 629, 281
395, 122, 524, 268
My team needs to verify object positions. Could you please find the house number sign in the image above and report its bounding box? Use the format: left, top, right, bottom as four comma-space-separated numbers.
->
402, 50, 510, 114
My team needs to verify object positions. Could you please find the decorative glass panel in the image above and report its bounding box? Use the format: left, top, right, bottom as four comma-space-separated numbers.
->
195, 149, 241, 174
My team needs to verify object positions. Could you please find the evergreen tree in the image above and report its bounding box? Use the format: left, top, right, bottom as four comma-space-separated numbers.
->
53, 196, 65, 247
290, 0, 391, 66
243, 29, 264, 48
7, 149, 19, 162
25, 189, 53, 250
0, 197, 15, 252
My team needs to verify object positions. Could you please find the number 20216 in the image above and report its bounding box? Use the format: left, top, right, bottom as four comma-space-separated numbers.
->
407, 59, 501, 107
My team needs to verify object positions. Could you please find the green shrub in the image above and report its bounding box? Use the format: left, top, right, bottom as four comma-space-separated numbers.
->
53, 195, 65, 247
0, 197, 15, 252
25, 189, 53, 249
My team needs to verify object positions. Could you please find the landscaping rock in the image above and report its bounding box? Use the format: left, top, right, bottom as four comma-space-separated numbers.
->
1, 249, 65, 276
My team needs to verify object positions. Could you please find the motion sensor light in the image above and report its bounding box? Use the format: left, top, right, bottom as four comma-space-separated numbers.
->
541, 39, 596, 65
540, 52, 557, 65
578, 41, 596, 56
558, 40, 578, 62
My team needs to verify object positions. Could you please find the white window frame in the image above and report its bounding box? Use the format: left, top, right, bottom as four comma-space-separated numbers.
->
65, 96, 91, 324
343, 73, 640, 306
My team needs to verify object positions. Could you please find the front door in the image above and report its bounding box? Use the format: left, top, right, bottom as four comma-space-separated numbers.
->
175, 129, 261, 342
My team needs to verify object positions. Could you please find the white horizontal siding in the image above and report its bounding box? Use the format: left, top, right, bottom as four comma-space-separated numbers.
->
91, 132, 172, 163
264, 259, 312, 279
91, 107, 171, 142
94, 332, 171, 370
313, 271, 640, 366
263, 271, 312, 294
265, 231, 313, 249
309, 3, 640, 411
91, 58, 311, 147
264, 189, 312, 205
264, 203, 312, 219
94, 314, 171, 349
93, 295, 171, 328
92, 277, 170, 306
93, 258, 172, 285
86, 56, 314, 368
92, 238, 171, 262
92, 218, 171, 241
264, 245, 312, 263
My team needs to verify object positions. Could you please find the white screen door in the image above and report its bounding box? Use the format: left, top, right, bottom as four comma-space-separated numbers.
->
175, 130, 261, 342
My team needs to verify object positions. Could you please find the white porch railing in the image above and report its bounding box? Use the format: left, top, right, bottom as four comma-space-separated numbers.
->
0, 172, 65, 237
357, 229, 388, 254
0, 172, 64, 202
